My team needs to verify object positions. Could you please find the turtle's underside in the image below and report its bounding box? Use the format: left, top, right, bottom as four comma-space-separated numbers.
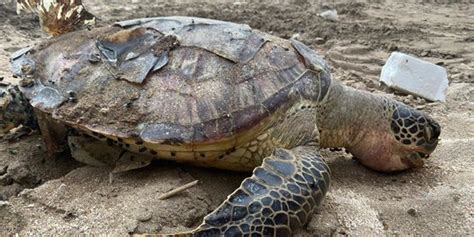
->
3, 11, 441, 236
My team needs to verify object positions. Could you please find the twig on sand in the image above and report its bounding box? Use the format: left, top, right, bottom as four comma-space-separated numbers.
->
158, 180, 199, 200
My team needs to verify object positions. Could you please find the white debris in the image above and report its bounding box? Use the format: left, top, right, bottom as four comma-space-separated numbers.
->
290, 33, 301, 40
319, 9, 339, 21
380, 52, 449, 102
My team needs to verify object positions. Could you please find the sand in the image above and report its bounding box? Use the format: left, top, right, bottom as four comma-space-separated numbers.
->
0, 0, 473, 235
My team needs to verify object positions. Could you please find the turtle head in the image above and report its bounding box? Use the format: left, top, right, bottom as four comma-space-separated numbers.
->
348, 102, 440, 172
0, 85, 36, 134
318, 81, 442, 172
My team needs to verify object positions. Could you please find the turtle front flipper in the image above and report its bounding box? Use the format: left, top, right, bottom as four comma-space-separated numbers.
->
186, 146, 330, 236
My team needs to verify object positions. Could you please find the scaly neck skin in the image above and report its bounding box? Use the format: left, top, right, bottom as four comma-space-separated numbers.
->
317, 80, 391, 151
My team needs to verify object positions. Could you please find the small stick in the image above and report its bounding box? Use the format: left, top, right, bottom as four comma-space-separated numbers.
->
158, 180, 199, 200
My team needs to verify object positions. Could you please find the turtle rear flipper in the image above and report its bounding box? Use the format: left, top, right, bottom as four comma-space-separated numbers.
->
184, 146, 330, 236
0, 85, 37, 141
16, 0, 96, 36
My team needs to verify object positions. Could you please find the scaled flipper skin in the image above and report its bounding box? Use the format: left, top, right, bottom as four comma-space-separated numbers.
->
188, 146, 330, 237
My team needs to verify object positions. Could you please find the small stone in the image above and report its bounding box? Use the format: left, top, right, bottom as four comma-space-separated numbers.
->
99, 108, 109, 114
314, 37, 325, 44
136, 210, 152, 222
407, 208, 418, 217
0, 200, 9, 207
387, 43, 398, 51
291, 33, 301, 40
420, 50, 430, 57
320, 9, 339, 21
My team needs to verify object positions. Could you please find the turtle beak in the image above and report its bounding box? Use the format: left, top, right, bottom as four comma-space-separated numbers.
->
404, 143, 436, 169
423, 120, 441, 152
402, 152, 426, 168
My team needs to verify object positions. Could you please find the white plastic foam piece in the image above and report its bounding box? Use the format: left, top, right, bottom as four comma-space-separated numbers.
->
380, 52, 449, 102
319, 10, 339, 21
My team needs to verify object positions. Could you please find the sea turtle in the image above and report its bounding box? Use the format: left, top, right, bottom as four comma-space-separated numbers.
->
1, 1, 441, 236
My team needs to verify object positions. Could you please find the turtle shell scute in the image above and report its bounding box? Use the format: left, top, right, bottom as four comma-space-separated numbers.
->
13, 16, 331, 145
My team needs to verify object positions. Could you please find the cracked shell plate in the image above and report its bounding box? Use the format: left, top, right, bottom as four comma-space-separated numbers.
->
115, 16, 267, 64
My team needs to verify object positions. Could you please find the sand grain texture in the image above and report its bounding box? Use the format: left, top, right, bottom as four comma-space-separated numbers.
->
0, 1, 472, 235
